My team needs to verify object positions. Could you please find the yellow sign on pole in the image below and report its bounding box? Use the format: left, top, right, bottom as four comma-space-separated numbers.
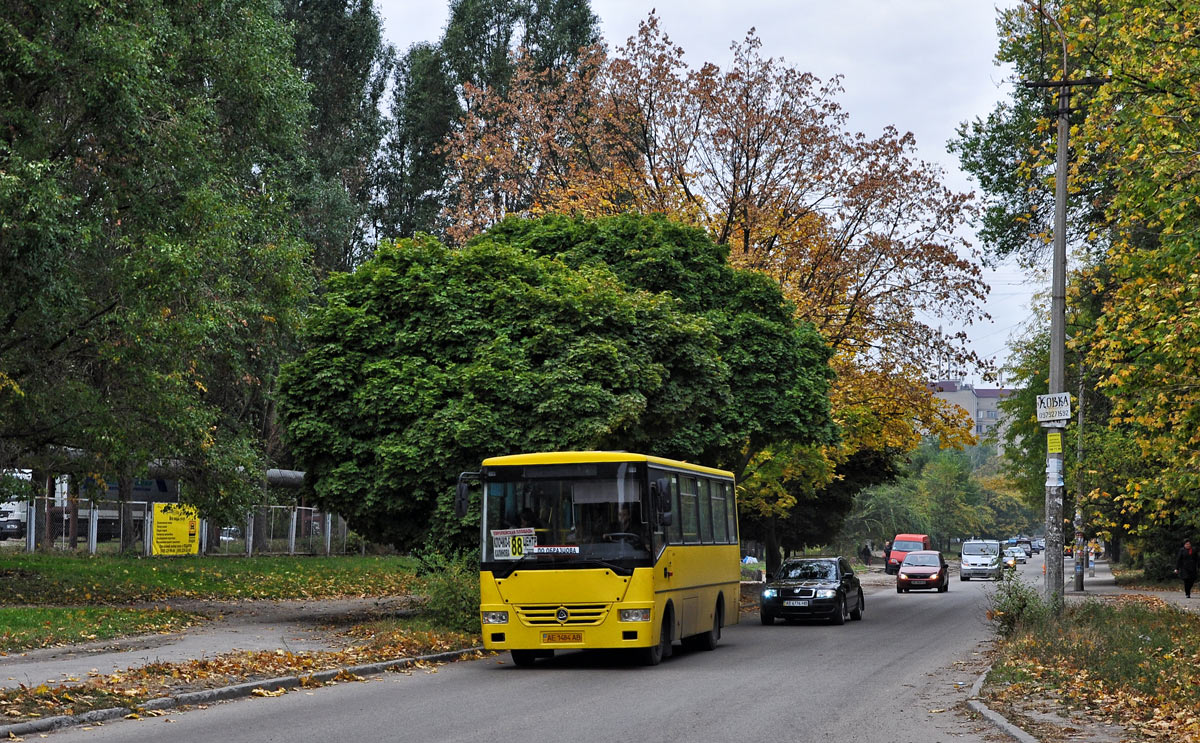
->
1047, 431, 1063, 454
151, 503, 200, 556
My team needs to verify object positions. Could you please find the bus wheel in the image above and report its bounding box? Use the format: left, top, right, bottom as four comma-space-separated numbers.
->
511, 650, 538, 667
642, 616, 672, 666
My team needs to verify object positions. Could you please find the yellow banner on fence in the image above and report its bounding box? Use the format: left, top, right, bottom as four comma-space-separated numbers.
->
151, 503, 200, 556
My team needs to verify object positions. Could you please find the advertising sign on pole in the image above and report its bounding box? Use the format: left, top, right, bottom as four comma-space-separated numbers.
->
1036, 392, 1072, 425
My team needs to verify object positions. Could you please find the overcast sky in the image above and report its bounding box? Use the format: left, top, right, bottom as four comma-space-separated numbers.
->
376, 0, 1033, 385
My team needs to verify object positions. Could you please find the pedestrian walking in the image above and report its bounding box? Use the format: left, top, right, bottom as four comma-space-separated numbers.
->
859, 543, 871, 566
883, 540, 892, 565
1175, 539, 1198, 598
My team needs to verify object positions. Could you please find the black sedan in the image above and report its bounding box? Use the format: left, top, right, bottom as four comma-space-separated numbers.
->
760, 557, 864, 625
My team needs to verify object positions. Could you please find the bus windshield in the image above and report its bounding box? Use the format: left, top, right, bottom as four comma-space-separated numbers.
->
482, 462, 652, 572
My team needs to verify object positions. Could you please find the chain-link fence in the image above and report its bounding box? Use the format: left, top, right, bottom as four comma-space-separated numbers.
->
207, 506, 351, 556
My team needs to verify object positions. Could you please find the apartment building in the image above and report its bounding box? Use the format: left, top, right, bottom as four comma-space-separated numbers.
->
929, 379, 1014, 439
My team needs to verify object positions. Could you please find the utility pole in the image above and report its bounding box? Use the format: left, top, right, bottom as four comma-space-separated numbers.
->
1022, 2, 1108, 606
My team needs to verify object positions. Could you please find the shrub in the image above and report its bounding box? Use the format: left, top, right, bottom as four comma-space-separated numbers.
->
986, 569, 1053, 638
414, 549, 480, 634
1141, 550, 1176, 582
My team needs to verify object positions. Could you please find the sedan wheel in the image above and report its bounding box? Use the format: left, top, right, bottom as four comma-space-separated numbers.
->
849, 590, 864, 621
760, 611, 775, 626
830, 595, 847, 625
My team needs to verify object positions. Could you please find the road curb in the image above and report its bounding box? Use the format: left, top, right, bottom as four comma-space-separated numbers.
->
967, 665, 1040, 743
0, 646, 484, 738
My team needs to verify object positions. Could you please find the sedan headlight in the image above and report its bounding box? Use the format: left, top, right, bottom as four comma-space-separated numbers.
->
619, 608, 651, 622
481, 611, 509, 624
814, 589, 837, 599
762, 588, 778, 599
898, 572, 909, 580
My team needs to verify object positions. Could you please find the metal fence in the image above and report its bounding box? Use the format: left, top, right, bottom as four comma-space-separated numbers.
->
0, 497, 351, 556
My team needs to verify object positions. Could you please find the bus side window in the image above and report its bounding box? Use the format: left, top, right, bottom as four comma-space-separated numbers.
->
697, 478, 713, 543
723, 482, 737, 541
711, 480, 728, 543
668, 474, 683, 544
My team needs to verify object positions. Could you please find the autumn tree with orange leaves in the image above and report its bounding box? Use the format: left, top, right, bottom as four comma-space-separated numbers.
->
444, 14, 990, 549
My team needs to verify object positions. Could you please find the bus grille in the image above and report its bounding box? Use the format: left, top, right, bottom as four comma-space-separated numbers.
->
515, 604, 610, 626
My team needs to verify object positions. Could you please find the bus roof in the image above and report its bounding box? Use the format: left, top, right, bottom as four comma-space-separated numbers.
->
481, 451, 734, 479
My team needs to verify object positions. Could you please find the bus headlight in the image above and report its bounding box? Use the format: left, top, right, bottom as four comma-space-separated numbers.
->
815, 589, 836, 599
619, 608, 651, 622
481, 611, 509, 624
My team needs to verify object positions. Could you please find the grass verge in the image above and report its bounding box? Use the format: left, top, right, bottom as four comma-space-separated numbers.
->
983, 593, 1200, 742
0, 607, 200, 652
0, 552, 419, 605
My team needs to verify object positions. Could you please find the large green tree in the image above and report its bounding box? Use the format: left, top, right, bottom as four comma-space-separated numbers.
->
279, 214, 836, 550
0, 0, 312, 514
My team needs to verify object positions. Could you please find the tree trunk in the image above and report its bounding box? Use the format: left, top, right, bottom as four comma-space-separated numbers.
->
68, 474, 79, 550
119, 474, 137, 553
41, 472, 53, 551
764, 517, 782, 577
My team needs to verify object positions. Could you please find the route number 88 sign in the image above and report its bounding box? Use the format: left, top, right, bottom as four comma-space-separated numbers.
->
491, 528, 537, 560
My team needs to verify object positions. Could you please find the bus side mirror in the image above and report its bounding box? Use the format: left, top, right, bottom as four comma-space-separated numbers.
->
659, 510, 673, 527
455, 472, 479, 518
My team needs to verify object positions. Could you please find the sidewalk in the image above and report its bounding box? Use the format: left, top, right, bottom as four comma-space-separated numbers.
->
1061, 555, 1197, 610
0, 596, 407, 691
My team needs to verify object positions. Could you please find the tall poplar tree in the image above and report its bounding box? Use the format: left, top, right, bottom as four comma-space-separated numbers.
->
379, 0, 600, 239
282, 0, 394, 274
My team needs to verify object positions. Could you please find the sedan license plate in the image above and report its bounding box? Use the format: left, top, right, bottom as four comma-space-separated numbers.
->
911, 580, 927, 585
783, 599, 809, 607
541, 631, 583, 644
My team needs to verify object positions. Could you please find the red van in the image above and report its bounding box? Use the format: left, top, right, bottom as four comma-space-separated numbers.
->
886, 533, 931, 575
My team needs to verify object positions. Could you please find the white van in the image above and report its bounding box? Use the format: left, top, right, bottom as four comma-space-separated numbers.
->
959, 539, 1003, 581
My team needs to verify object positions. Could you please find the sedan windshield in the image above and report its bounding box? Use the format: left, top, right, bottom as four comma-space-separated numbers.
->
482, 462, 652, 571
902, 554, 940, 567
777, 561, 836, 581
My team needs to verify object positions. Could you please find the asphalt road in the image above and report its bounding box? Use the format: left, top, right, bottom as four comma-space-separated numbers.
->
48, 563, 1040, 743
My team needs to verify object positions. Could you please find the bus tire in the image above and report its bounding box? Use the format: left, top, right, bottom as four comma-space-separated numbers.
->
642, 615, 672, 666
511, 650, 539, 667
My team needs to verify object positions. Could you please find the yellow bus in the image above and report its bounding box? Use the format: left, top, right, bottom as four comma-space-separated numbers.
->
456, 451, 740, 666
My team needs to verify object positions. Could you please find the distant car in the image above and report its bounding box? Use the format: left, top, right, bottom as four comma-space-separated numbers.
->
960, 539, 1003, 581
760, 557, 864, 625
896, 550, 950, 593
1004, 547, 1026, 565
